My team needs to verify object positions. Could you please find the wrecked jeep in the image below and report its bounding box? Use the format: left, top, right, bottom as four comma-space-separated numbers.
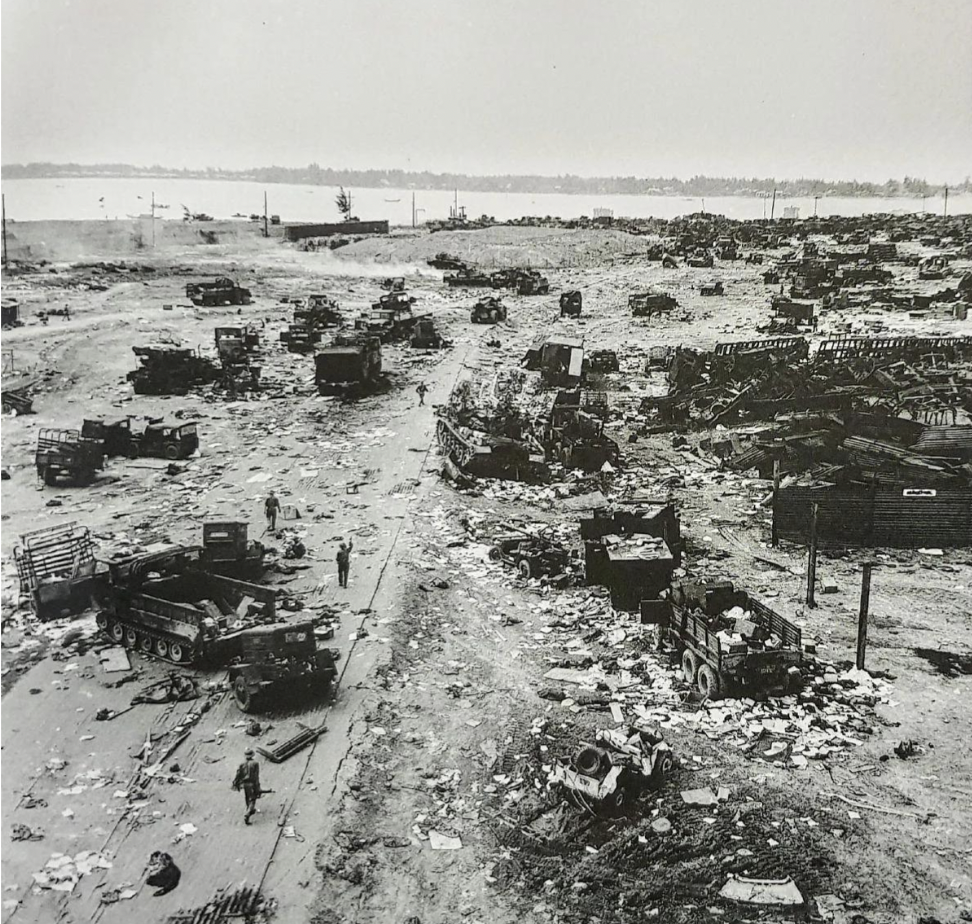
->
488, 531, 573, 581
549, 726, 674, 811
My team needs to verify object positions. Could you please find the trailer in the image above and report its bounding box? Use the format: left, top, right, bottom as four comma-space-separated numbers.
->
656, 581, 804, 699
35, 428, 105, 486
14, 523, 100, 620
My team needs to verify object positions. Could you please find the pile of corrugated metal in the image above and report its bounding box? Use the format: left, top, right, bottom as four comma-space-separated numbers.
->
643, 335, 972, 429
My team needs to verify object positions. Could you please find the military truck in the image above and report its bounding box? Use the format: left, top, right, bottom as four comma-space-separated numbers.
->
314, 335, 382, 396
655, 580, 804, 700
410, 317, 447, 349
229, 623, 338, 712
630, 292, 677, 318
127, 347, 221, 395
186, 278, 252, 307
517, 270, 549, 296
470, 297, 507, 324
35, 429, 105, 486
82, 419, 198, 460
355, 292, 422, 342
200, 521, 265, 580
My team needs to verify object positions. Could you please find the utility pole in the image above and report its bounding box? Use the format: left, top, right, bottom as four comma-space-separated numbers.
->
813, 195, 821, 217
151, 191, 156, 248
856, 563, 873, 670
771, 458, 781, 547
943, 186, 949, 218
805, 503, 819, 608
770, 188, 777, 221
263, 191, 269, 238
1, 194, 8, 268
412, 191, 416, 229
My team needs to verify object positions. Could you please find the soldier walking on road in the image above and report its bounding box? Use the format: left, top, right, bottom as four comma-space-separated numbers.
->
337, 540, 354, 588
264, 490, 281, 532
416, 382, 428, 406
232, 748, 262, 824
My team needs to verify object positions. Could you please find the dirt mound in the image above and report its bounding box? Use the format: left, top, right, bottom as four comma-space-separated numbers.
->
333, 226, 653, 269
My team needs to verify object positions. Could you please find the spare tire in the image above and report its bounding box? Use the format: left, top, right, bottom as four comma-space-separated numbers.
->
574, 746, 607, 777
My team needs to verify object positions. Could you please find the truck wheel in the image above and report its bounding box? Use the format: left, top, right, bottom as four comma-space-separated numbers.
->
697, 664, 722, 700
124, 627, 138, 648
681, 650, 698, 685
651, 750, 676, 784
155, 638, 170, 659
488, 546, 503, 562
110, 622, 124, 643
163, 443, 180, 460
517, 559, 532, 580
234, 676, 255, 713
169, 642, 186, 663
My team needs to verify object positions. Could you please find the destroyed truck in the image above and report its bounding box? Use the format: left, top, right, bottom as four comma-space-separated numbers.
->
186, 277, 252, 307
651, 580, 804, 700
314, 334, 382, 396
127, 347, 221, 395
488, 528, 574, 582
35, 428, 105, 486
95, 546, 338, 711
629, 291, 676, 318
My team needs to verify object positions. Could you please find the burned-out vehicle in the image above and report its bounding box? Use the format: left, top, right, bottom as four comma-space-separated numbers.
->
700, 280, 724, 296
649, 580, 804, 700
127, 346, 221, 395
471, 297, 507, 324
583, 350, 620, 374
629, 291, 677, 318
446, 267, 493, 288
95, 545, 338, 711
81, 418, 199, 460
314, 334, 383, 396
582, 504, 681, 611
200, 521, 266, 580
559, 290, 582, 317
35, 428, 105, 486
355, 291, 422, 342
488, 529, 574, 581
428, 252, 466, 271
516, 270, 550, 295
410, 317, 448, 349
186, 278, 252, 307
549, 727, 674, 812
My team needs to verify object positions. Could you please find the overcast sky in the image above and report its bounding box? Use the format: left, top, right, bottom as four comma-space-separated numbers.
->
2, 0, 970, 182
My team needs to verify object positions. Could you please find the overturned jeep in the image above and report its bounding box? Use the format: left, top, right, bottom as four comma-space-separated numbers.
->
550, 727, 674, 811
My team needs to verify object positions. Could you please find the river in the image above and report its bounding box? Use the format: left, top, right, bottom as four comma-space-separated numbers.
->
1, 177, 968, 225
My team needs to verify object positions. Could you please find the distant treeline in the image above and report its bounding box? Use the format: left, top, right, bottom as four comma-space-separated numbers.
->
2, 162, 969, 198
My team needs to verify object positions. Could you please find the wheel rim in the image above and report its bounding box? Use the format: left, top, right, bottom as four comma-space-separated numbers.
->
164, 445, 179, 460
155, 639, 169, 658
140, 635, 153, 652
96, 613, 108, 630
518, 560, 531, 580
125, 628, 138, 647
170, 643, 184, 663
111, 623, 124, 642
